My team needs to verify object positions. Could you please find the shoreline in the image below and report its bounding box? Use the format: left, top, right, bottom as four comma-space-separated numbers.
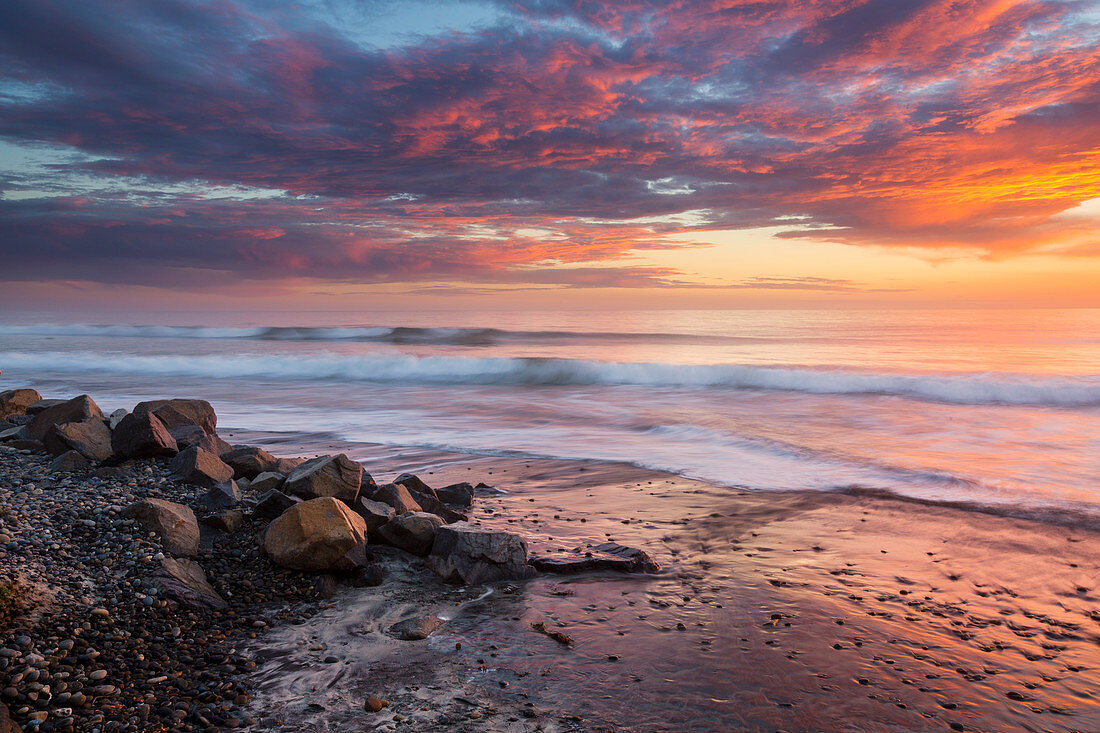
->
1, 389, 1099, 732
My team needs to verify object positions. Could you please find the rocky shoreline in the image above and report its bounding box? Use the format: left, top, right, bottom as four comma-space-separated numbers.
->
0, 389, 658, 732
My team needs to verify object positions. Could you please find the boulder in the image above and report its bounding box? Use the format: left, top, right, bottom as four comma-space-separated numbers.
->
156, 557, 228, 611
352, 497, 395, 538
284, 454, 363, 504
276, 457, 304, 474
221, 446, 279, 479
123, 498, 199, 557
111, 411, 178, 459
250, 471, 285, 493
108, 408, 129, 429
169, 445, 234, 488
263, 497, 368, 571
377, 512, 444, 556
528, 543, 661, 575
393, 473, 435, 497
0, 387, 41, 419
44, 419, 113, 461
371, 483, 422, 514
26, 394, 104, 441
26, 398, 66, 414
0, 426, 24, 442
408, 489, 467, 524
428, 522, 534, 584
170, 425, 233, 455
252, 489, 301, 520
0, 700, 21, 733
2, 414, 31, 426
197, 480, 241, 510
436, 482, 475, 507
8, 439, 44, 452
49, 450, 90, 473
200, 510, 243, 534
386, 614, 443, 641
133, 398, 216, 435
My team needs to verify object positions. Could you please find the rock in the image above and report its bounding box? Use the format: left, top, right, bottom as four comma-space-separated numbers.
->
133, 398, 217, 435
0, 700, 20, 733
197, 480, 241, 510
169, 424, 232, 455
123, 498, 199, 557
529, 543, 661, 575
252, 489, 301, 520
44, 418, 113, 461
393, 472, 435, 497
263, 497, 369, 571
284, 454, 364, 504
25, 398, 66, 415
386, 614, 443, 641
108, 408, 128, 429
156, 557, 228, 611
351, 497, 395, 538
436, 482, 475, 507
8, 439, 44, 452
26, 394, 104, 441
111, 410, 178, 459
221, 446, 279, 479
0, 426, 24, 442
370, 483, 422, 514
0, 388, 41, 419
169, 445, 234, 488
49, 450, 90, 473
408, 489, 467, 523
250, 471, 285, 493
363, 697, 387, 713
428, 522, 534, 584
350, 563, 385, 587
377, 512, 444, 556
276, 457, 304, 474
199, 510, 243, 534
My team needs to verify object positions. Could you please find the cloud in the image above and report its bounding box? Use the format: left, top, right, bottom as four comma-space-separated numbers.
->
0, 0, 1098, 290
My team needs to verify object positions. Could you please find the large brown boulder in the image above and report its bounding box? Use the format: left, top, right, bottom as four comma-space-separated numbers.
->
377, 512, 444, 556
284, 454, 364, 504
123, 498, 199, 557
221, 446, 279, 479
169, 445, 234, 488
370, 483, 421, 514
263, 497, 368, 571
26, 394, 104, 441
133, 398, 217, 435
111, 411, 178, 459
428, 522, 534, 584
0, 387, 41, 419
44, 418, 113, 461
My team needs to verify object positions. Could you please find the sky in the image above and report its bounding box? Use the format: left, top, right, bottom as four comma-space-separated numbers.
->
1, 0, 1099, 310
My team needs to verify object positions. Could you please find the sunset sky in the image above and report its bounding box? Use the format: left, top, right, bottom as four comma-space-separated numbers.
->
1, 0, 1098, 309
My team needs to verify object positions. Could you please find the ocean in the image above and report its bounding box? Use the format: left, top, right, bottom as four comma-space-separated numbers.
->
2, 308, 1098, 524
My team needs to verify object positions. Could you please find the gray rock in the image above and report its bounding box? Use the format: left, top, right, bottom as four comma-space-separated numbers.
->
377, 512, 444, 556
352, 497, 395, 538
122, 498, 199, 557
284, 454, 364, 504
0, 426, 24, 442
428, 522, 534, 584
156, 557, 227, 611
221, 446, 279, 479
108, 408, 129, 429
252, 489, 301, 520
387, 615, 443, 641
49, 450, 90, 473
133, 398, 217, 435
111, 411, 178, 459
528, 543, 661, 575
250, 471, 285, 493
436, 482, 475, 507
169, 445, 234, 488
199, 510, 243, 534
26, 398, 66, 415
197, 480, 241, 510
26, 395, 104, 441
370, 483, 421, 514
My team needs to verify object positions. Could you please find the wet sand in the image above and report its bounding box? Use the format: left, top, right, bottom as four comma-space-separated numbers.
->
231, 430, 1100, 732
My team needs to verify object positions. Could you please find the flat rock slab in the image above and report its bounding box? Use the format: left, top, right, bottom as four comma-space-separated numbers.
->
428, 522, 534, 584
156, 557, 228, 611
386, 614, 443, 641
529, 542, 660, 575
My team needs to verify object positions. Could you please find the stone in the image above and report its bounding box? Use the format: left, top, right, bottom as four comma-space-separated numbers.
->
284, 454, 364, 504
0, 426, 24, 442
351, 497, 395, 538
436, 482, 475, 507
276, 457, 304, 474
169, 445, 234, 488
156, 557, 228, 611
133, 398, 217, 435
386, 615, 443, 641
169, 425, 233, 455
377, 512, 444, 556
111, 411, 178, 459
199, 510, 243, 534
0, 700, 20, 733
250, 471, 285, 493
49, 450, 90, 473
393, 472, 435, 497
25, 398, 66, 415
264, 497, 369, 571
428, 522, 534, 584
221, 446, 279, 479
108, 408, 128, 429
0, 388, 41, 419
252, 489, 301, 520
123, 498, 199, 557
44, 418, 113, 461
528, 543, 660, 575
26, 394, 104, 441
408, 489, 467, 524
370, 483, 421, 514
197, 480, 241, 510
